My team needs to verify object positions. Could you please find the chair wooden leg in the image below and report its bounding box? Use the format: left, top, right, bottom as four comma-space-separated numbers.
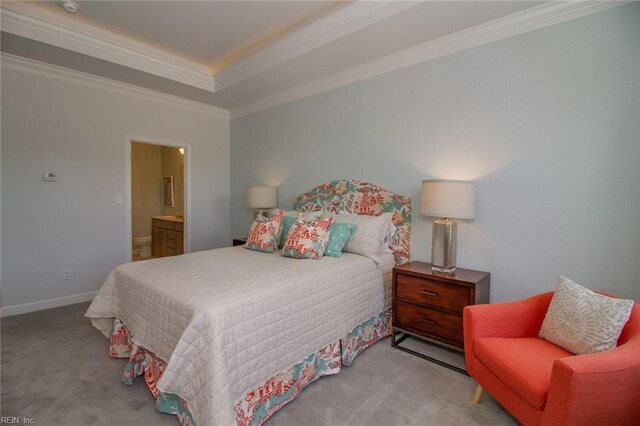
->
472, 384, 484, 404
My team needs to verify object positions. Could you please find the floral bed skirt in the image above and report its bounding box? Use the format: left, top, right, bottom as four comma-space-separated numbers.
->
109, 309, 391, 426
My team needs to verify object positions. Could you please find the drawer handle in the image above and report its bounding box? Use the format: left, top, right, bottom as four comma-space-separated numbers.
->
420, 317, 437, 326
420, 290, 439, 297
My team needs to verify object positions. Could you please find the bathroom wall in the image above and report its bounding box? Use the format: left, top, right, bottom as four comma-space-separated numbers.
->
131, 142, 162, 242
161, 146, 185, 216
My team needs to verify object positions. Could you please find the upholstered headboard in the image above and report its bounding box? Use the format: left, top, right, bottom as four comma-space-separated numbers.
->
293, 180, 411, 265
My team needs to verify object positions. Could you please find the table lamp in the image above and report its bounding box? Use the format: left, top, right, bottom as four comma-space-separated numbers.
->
420, 180, 475, 274
246, 185, 277, 217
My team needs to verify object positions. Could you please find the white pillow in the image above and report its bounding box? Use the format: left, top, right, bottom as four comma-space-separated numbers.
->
282, 209, 322, 219
324, 212, 393, 264
380, 216, 396, 253
538, 276, 634, 354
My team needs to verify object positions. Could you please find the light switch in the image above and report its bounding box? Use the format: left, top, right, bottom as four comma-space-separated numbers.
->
116, 194, 123, 205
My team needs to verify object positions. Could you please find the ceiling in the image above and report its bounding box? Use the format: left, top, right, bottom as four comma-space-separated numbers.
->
0, 1, 621, 117
35, 0, 348, 72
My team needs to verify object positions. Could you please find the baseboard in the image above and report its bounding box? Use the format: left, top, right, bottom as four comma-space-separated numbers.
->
0, 291, 97, 317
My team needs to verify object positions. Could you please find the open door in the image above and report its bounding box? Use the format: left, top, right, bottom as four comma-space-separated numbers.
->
128, 140, 188, 262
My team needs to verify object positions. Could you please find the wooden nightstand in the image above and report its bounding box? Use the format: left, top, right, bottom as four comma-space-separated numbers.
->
392, 261, 490, 374
232, 238, 247, 246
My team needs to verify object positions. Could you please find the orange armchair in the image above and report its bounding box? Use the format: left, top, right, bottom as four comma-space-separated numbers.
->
464, 292, 640, 425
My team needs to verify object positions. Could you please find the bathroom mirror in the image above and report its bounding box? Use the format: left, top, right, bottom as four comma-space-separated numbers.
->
162, 176, 174, 207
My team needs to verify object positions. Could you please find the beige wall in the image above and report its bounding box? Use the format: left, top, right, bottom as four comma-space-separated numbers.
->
161, 146, 184, 216
131, 142, 162, 240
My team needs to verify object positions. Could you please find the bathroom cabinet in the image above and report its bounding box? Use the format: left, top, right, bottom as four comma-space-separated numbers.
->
152, 217, 184, 257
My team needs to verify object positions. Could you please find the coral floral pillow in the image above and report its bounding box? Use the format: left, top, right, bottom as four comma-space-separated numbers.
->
245, 210, 284, 253
279, 211, 322, 248
281, 216, 334, 259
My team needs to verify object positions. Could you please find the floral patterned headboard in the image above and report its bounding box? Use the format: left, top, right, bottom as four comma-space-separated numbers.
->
293, 180, 411, 265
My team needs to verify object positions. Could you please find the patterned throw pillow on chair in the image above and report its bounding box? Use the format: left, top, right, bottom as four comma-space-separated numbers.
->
281, 216, 334, 259
539, 276, 634, 354
245, 210, 284, 253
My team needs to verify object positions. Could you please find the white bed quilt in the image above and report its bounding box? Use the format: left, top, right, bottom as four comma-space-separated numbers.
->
86, 247, 393, 426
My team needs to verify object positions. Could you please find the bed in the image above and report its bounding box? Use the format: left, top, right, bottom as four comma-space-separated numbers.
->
86, 180, 411, 426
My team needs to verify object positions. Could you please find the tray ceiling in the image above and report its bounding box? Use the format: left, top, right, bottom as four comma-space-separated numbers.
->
0, 1, 623, 117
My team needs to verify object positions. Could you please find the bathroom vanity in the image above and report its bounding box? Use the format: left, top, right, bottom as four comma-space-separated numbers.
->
151, 216, 184, 257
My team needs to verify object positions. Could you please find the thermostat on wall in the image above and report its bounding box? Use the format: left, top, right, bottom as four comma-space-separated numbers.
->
43, 171, 58, 181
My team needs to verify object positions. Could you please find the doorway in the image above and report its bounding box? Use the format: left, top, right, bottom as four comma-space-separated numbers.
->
128, 139, 188, 262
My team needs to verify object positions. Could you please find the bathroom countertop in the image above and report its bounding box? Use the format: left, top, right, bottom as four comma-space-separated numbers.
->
152, 215, 184, 223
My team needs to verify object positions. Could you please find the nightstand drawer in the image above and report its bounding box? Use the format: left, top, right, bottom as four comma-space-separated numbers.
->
396, 274, 470, 312
394, 301, 463, 345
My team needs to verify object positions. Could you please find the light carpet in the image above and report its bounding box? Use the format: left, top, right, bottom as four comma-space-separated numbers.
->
1, 303, 517, 425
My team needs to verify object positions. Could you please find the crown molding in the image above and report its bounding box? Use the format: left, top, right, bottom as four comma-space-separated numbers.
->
213, 1, 419, 91
0, 3, 215, 92
0, 1, 418, 94
1, 0, 627, 120
230, 0, 627, 119
1, 53, 230, 119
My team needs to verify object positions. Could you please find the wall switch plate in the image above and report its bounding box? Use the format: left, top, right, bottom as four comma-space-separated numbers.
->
115, 194, 123, 205
43, 172, 58, 181
63, 268, 71, 280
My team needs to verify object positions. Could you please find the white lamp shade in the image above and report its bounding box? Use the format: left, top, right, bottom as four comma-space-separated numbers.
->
246, 186, 277, 209
420, 180, 475, 220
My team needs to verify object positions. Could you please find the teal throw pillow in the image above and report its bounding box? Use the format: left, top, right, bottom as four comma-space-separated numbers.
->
324, 223, 356, 258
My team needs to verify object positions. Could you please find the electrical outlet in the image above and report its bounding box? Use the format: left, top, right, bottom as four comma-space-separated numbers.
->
63, 268, 71, 280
